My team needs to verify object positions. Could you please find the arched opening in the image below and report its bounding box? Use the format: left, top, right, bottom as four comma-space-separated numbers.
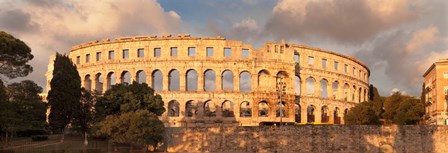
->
204, 69, 216, 91
364, 89, 367, 102
186, 101, 196, 117
186, 69, 198, 91
106, 72, 116, 90
84, 75, 91, 91
295, 76, 301, 96
168, 69, 180, 91
344, 108, 349, 121
320, 79, 328, 98
295, 104, 301, 123
204, 100, 216, 117
321, 105, 329, 123
332, 81, 339, 99
257, 70, 270, 91
307, 105, 315, 122
151, 70, 163, 91
258, 101, 269, 117
222, 101, 234, 117
352, 86, 356, 102
358, 87, 362, 103
222, 70, 234, 91
306, 77, 315, 95
276, 71, 288, 90
168, 100, 180, 117
239, 71, 251, 92
334, 107, 341, 124
344, 83, 349, 101
121, 71, 131, 85
95, 73, 103, 93
240, 101, 251, 117
136, 70, 146, 84
276, 101, 286, 117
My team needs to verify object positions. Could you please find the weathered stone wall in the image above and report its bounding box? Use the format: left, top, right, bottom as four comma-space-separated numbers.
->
164, 125, 448, 153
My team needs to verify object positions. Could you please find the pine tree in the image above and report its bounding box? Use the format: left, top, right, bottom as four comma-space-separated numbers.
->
47, 53, 81, 142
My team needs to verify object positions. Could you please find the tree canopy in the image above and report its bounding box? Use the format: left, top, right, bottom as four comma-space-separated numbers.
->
0, 31, 33, 79
344, 101, 380, 125
94, 82, 166, 150
47, 53, 81, 134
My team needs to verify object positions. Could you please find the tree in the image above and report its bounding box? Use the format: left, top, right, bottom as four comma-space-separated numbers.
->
369, 84, 384, 117
421, 83, 426, 104
47, 53, 81, 142
0, 31, 33, 80
0, 79, 20, 146
344, 102, 380, 125
94, 82, 166, 151
383, 92, 407, 121
72, 88, 95, 146
394, 98, 425, 125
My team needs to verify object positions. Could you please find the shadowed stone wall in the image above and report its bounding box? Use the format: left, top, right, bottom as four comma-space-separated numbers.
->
164, 125, 448, 153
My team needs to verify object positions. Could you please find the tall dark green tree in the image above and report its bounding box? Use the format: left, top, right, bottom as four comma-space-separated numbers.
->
394, 98, 425, 125
0, 31, 33, 80
0, 79, 19, 146
47, 53, 81, 142
72, 88, 95, 146
6, 80, 46, 131
369, 84, 384, 117
94, 82, 165, 151
383, 92, 407, 121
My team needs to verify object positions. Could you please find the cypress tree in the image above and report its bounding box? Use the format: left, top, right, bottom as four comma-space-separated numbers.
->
47, 53, 81, 142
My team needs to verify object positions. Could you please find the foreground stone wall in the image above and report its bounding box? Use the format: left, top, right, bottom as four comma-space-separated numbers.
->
164, 125, 448, 153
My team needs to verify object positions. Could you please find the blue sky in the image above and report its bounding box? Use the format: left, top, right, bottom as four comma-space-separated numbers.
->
0, 0, 447, 96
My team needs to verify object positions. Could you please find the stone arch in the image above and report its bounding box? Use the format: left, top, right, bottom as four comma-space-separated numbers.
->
352, 85, 356, 102
358, 87, 362, 103
186, 69, 198, 91
168, 69, 180, 91
186, 100, 197, 117
204, 69, 216, 91
222, 70, 234, 91
239, 71, 251, 92
306, 77, 315, 95
344, 83, 349, 101
259, 101, 269, 117
95, 73, 103, 93
151, 70, 163, 91
344, 108, 349, 119
168, 100, 180, 117
257, 70, 270, 91
321, 105, 329, 123
364, 89, 368, 102
320, 79, 328, 98
276, 101, 287, 117
307, 105, 316, 122
334, 107, 341, 124
295, 104, 301, 123
84, 74, 92, 91
136, 70, 146, 84
332, 81, 339, 99
120, 71, 131, 85
295, 76, 301, 96
204, 100, 216, 117
222, 100, 235, 117
106, 71, 116, 90
240, 101, 251, 117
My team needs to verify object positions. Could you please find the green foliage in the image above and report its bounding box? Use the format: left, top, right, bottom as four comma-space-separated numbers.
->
95, 110, 165, 146
94, 82, 166, 149
344, 102, 380, 125
0, 31, 33, 79
95, 82, 165, 121
394, 98, 425, 125
369, 84, 384, 117
47, 53, 81, 132
72, 88, 95, 134
383, 92, 408, 121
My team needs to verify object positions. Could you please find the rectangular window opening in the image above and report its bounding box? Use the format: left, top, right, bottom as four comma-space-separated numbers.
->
86, 54, 90, 63
334, 61, 339, 70
322, 59, 327, 68
96, 52, 101, 61
242, 49, 249, 58
154, 48, 161, 57
224, 48, 231, 57
308, 56, 314, 65
137, 48, 144, 58
108, 50, 114, 59
188, 47, 196, 57
122, 49, 129, 59
170, 47, 178, 57
206, 47, 214, 57
76, 56, 80, 64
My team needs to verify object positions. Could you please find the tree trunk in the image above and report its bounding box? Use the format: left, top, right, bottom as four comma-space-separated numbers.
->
84, 131, 88, 146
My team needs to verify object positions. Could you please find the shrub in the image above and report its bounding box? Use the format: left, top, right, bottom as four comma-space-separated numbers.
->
31, 135, 48, 141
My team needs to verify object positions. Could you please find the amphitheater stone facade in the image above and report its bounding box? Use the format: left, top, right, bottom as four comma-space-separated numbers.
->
45, 34, 370, 127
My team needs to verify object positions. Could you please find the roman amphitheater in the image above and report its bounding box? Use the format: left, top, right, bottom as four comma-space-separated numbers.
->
45, 34, 370, 127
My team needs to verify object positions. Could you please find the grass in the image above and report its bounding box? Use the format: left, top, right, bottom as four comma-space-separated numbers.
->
0, 135, 118, 153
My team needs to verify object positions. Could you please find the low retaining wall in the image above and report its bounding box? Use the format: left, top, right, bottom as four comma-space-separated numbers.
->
164, 125, 448, 153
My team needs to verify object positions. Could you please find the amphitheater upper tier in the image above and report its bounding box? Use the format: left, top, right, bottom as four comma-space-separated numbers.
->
46, 34, 370, 126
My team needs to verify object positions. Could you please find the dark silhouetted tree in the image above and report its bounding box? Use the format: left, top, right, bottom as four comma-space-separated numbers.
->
47, 53, 81, 142
0, 31, 33, 80
72, 88, 95, 146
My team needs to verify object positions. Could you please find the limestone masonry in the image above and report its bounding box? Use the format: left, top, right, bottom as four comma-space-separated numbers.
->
45, 34, 370, 127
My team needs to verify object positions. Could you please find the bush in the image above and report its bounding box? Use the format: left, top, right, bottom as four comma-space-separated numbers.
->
31, 135, 48, 141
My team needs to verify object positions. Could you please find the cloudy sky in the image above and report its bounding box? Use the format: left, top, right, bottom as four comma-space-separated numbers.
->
0, 0, 447, 96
